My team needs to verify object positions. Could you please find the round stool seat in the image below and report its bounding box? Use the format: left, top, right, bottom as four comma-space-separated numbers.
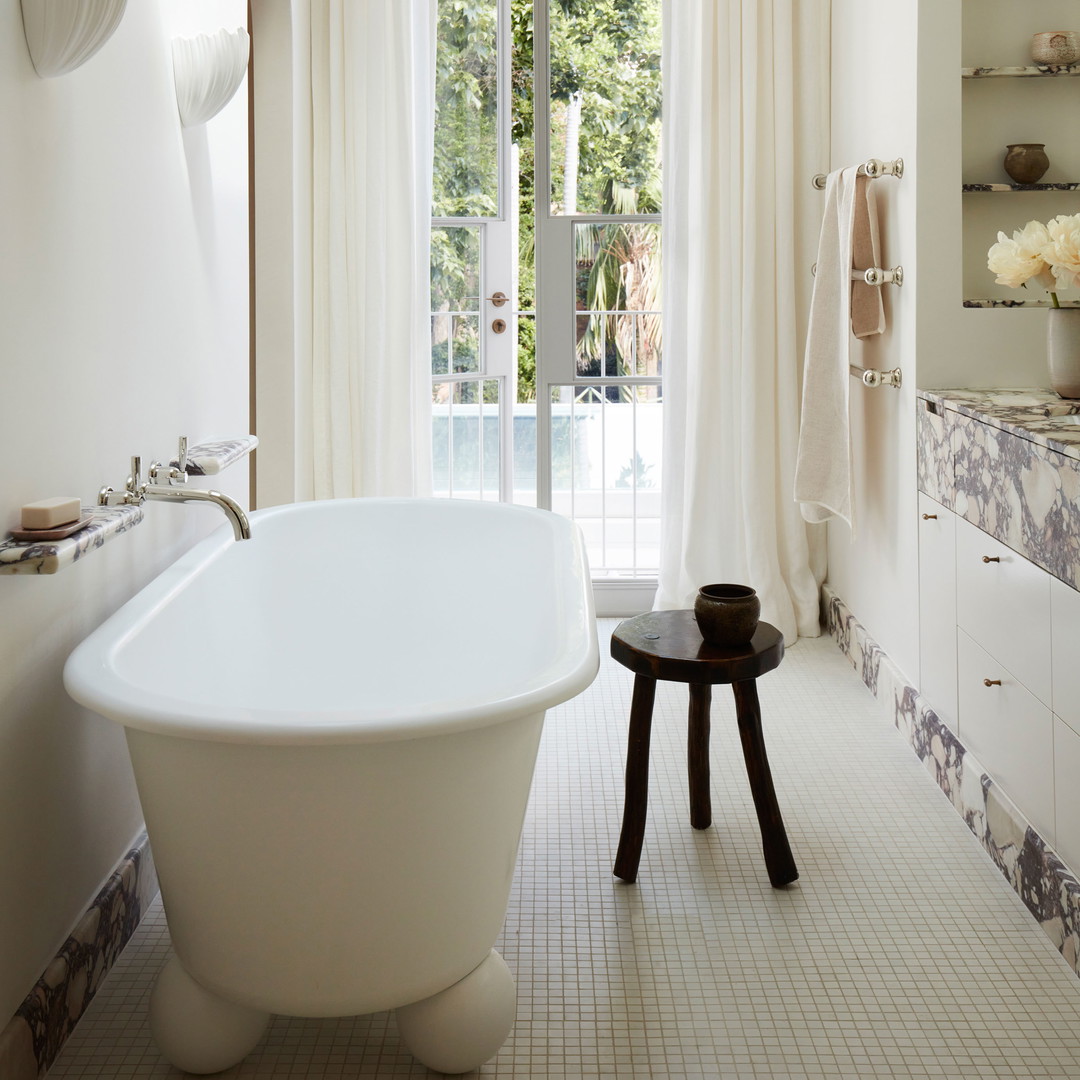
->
611, 611, 784, 685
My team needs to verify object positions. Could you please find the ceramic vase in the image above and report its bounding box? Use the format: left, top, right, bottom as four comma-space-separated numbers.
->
1031, 31, 1080, 66
1003, 144, 1050, 185
1048, 308, 1080, 399
694, 584, 760, 647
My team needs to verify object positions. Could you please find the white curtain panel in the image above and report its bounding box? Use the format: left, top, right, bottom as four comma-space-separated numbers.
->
309, 0, 437, 498
656, 0, 828, 643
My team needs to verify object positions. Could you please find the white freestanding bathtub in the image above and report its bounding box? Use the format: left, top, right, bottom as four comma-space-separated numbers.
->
65, 498, 598, 1074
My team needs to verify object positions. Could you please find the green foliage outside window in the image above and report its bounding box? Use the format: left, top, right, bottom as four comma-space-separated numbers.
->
432, 0, 662, 403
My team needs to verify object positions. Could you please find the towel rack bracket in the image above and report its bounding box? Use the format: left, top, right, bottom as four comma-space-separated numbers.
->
812, 157, 904, 190
861, 265, 903, 288
851, 366, 903, 390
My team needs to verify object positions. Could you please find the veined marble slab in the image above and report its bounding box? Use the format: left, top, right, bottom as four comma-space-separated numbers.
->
0, 504, 144, 575
0, 835, 156, 1080
918, 388, 1080, 589
170, 435, 257, 476
919, 387, 1080, 462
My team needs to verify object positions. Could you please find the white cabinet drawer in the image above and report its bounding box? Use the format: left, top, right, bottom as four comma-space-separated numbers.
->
1054, 716, 1080, 875
1051, 575, 1080, 735
918, 494, 957, 730
957, 629, 1055, 843
956, 516, 1051, 706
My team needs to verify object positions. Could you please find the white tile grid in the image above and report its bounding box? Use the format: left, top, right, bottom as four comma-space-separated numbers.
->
47, 622, 1080, 1079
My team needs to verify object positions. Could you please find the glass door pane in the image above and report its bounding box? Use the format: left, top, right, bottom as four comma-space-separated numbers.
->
434, 0, 502, 218
547, 1, 662, 216
574, 221, 662, 379
431, 225, 482, 376
431, 0, 514, 503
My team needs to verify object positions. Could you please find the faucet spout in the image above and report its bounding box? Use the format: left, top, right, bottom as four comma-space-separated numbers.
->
143, 485, 252, 540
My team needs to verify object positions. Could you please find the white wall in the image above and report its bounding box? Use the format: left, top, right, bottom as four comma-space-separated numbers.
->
0, 0, 248, 1024
825, 0, 921, 681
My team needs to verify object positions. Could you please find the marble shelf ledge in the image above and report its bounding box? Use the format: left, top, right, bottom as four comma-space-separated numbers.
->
0, 504, 144, 576
963, 298, 1080, 308
918, 387, 1080, 463
169, 435, 257, 476
963, 182, 1080, 192
962, 64, 1080, 78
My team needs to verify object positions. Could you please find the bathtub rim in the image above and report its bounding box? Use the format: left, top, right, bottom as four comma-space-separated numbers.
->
64, 497, 599, 745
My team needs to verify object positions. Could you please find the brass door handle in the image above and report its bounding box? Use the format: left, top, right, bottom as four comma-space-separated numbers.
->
982, 556, 1000, 563
465, 292, 509, 307
983, 678, 1002, 687
922, 513, 937, 520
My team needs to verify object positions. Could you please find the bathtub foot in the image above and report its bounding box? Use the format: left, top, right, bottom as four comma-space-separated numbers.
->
149, 955, 271, 1074
395, 949, 516, 1074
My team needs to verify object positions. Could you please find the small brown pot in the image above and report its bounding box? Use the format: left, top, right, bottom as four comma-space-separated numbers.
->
1003, 144, 1050, 185
694, 584, 760, 647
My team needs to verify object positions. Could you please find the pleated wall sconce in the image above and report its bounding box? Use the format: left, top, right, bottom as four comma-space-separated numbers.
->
172, 28, 250, 128
20, 0, 128, 77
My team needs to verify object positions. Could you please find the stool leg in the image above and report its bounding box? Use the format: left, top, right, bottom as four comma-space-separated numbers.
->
614, 674, 657, 883
731, 679, 799, 888
687, 683, 712, 829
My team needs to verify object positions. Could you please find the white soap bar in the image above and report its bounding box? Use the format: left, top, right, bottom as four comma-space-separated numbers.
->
21, 496, 81, 531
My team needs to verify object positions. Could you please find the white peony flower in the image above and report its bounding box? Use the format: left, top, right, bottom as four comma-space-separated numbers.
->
1044, 213, 1080, 291
987, 220, 1055, 290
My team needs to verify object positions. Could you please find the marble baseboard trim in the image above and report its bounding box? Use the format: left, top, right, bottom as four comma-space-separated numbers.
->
0, 834, 157, 1079
824, 585, 1080, 975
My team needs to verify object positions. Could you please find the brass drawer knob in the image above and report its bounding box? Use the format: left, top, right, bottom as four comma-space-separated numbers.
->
983, 678, 1002, 687
982, 556, 1000, 563
922, 513, 937, 520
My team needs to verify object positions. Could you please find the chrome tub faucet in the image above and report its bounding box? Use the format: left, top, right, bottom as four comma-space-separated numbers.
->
99, 437, 252, 541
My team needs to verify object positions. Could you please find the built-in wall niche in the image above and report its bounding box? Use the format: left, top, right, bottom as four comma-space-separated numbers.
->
961, 0, 1080, 307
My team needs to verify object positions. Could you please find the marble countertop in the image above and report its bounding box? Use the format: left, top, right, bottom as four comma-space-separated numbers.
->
917, 388, 1080, 463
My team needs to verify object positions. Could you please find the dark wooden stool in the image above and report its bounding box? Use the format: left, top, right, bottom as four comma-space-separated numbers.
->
611, 610, 798, 888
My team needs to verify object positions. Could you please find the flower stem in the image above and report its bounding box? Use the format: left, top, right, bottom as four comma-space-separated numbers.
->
1051, 291, 1061, 309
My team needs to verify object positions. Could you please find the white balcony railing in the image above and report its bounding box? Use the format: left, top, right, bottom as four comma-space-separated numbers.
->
431, 389, 662, 578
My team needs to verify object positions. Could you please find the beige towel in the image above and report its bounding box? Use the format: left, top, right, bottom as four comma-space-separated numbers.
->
851, 174, 885, 338
795, 167, 858, 532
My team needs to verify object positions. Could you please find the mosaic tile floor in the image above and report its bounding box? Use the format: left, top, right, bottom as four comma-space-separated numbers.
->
48, 622, 1080, 1078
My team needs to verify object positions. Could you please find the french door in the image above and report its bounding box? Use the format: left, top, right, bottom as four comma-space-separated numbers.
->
430, 0, 663, 589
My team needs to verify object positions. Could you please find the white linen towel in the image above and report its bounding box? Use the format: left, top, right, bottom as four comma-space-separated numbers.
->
794, 166, 860, 531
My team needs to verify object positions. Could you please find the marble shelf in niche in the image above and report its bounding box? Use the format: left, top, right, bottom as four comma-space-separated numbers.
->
963, 298, 1080, 308
962, 65, 1080, 78
962, 182, 1080, 192
0, 504, 144, 575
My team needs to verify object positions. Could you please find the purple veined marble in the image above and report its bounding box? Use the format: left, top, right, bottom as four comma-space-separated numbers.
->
0, 504, 144, 575
917, 389, 1080, 590
825, 585, 1080, 978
